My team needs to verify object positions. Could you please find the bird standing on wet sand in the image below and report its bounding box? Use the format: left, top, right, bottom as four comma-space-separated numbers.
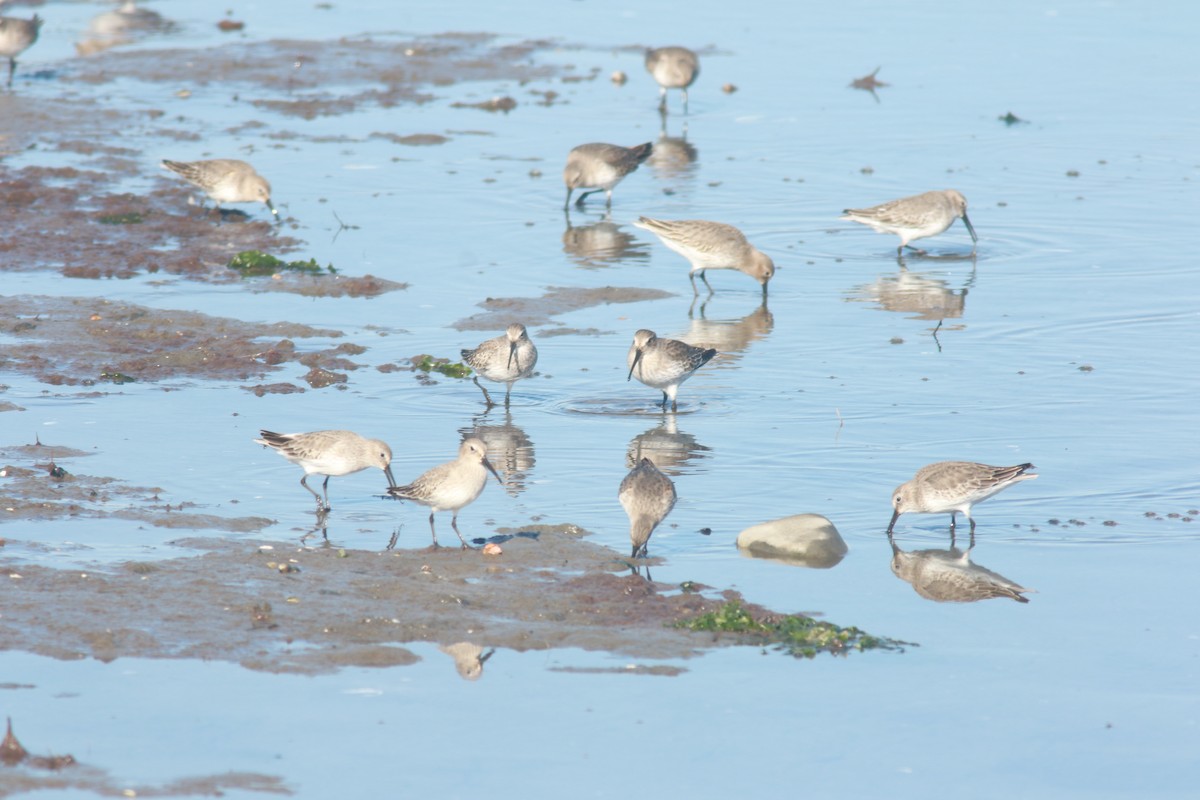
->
461, 323, 538, 408
842, 189, 977, 254
388, 438, 503, 549
887, 461, 1038, 536
634, 217, 775, 296
0, 11, 41, 87
563, 142, 653, 209
255, 429, 397, 512
161, 158, 278, 219
627, 329, 717, 412
620, 457, 677, 559
645, 46, 699, 113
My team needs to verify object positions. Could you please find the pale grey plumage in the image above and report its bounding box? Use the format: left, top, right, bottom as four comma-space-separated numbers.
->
461, 323, 538, 407
645, 46, 699, 113
0, 12, 41, 86
161, 158, 277, 218
634, 217, 775, 296
256, 429, 396, 512
388, 438, 503, 548
887, 461, 1037, 536
626, 329, 717, 411
620, 457, 677, 559
842, 189, 977, 254
563, 142, 652, 209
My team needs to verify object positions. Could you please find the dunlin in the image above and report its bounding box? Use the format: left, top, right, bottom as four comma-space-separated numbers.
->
461, 323, 538, 407
387, 438, 502, 548
842, 189, 977, 254
627, 329, 717, 412
645, 46, 699, 113
620, 457, 677, 559
887, 461, 1037, 536
161, 158, 278, 219
563, 142, 653, 209
255, 429, 397, 512
634, 217, 775, 296
0, 12, 41, 87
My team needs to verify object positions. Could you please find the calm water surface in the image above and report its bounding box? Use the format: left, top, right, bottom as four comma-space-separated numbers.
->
2, 0, 1198, 797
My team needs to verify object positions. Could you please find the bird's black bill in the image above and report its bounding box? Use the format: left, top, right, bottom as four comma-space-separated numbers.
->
961, 212, 978, 243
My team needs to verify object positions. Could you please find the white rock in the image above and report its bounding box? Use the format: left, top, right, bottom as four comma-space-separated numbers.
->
736, 514, 847, 568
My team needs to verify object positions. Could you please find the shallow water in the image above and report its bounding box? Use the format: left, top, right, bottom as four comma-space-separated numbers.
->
3, 0, 1200, 797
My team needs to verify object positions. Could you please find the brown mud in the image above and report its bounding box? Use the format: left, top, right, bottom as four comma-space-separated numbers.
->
0, 29, 891, 700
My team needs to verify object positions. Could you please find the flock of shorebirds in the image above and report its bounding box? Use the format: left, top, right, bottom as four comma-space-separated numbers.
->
0, 14, 1037, 559
247, 46, 1033, 558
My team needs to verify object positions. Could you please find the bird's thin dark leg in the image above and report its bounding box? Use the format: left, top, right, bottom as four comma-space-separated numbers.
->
472, 376, 495, 407
689, 272, 700, 296
700, 271, 715, 295
428, 511, 440, 548
450, 514, 474, 549
321, 476, 332, 511
300, 475, 328, 511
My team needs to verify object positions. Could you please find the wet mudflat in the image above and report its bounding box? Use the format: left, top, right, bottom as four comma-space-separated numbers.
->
2, 0, 1199, 798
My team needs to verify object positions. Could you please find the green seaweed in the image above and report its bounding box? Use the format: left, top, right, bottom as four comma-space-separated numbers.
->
99, 371, 137, 385
98, 212, 145, 225
413, 354, 472, 379
674, 601, 908, 659
228, 250, 337, 277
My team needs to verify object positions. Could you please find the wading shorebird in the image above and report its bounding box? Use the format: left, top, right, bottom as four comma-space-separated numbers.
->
255, 429, 396, 512
645, 46, 699, 113
842, 189, 977, 255
461, 323, 538, 407
626, 329, 717, 412
388, 438, 503, 549
887, 461, 1038, 536
0, 11, 42, 87
619, 457, 677, 559
161, 158, 278, 220
634, 216, 775, 296
563, 142, 653, 209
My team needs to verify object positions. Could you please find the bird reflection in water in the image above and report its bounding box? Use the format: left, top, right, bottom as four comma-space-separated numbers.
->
848, 261, 973, 321
77, 1, 174, 56
439, 642, 495, 681
626, 415, 711, 476
887, 532, 1035, 604
460, 408, 535, 498
648, 115, 698, 183
561, 209, 650, 269
679, 296, 774, 368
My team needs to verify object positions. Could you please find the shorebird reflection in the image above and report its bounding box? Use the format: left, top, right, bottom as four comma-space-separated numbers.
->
439, 642, 495, 681
888, 533, 1035, 604
626, 415, 711, 476
461, 409, 535, 498
562, 210, 649, 269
